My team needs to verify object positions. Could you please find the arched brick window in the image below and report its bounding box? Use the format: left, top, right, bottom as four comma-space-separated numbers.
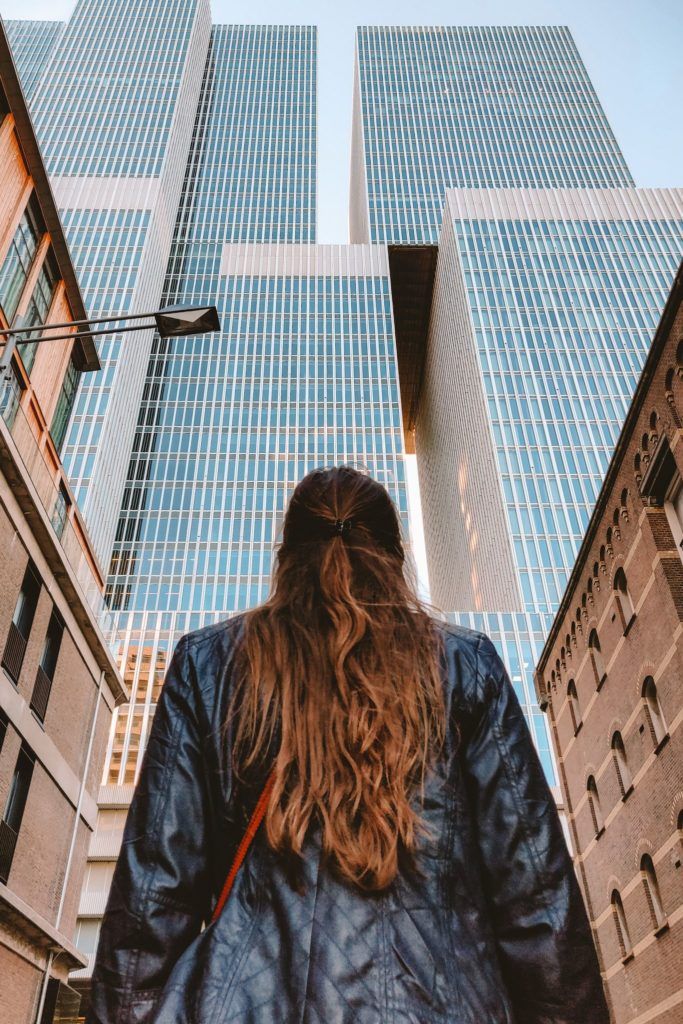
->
588, 630, 606, 689
610, 890, 632, 959
587, 775, 604, 838
642, 677, 668, 749
611, 732, 632, 798
640, 855, 667, 931
567, 680, 581, 735
613, 568, 635, 633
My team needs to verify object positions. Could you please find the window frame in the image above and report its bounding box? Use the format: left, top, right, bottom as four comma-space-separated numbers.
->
587, 774, 605, 839
610, 889, 633, 961
611, 731, 633, 800
640, 854, 668, 934
642, 677, 669, 752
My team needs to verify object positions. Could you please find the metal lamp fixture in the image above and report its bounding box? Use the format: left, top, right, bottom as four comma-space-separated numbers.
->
0, 304, 221, 378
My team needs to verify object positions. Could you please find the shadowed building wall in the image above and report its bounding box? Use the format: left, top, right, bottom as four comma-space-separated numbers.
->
536, 264, 683, 1024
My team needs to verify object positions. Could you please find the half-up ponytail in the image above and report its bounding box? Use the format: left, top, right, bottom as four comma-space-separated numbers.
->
224, 465, 446, 891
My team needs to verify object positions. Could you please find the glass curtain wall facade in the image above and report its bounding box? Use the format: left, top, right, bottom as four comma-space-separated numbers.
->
3, 19, 64, 103
417, 188, 683, 781
7, 0, 212, 570
105, 243, 405, 778
350, 25, 634, 245
350, 25, 683, 786
52, 21, 407, 982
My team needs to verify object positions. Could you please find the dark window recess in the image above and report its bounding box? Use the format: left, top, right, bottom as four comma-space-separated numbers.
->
31, 608, 64, 722
0, 193, 45, 325
2, 561, 42, 683
39, 978, 60, 1024
15, 246, 60, 376
50, 357, 81, 454
51, 482, 71, 540
49, 979, 82, 1022
640, 437, 677, 504
0, 82, 9, 123
0, 709, 8, 755
0, 742, 36, 883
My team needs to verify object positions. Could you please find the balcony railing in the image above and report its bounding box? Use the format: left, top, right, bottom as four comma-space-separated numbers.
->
0, 819, 18, 883
0, 373, 117, 651
1, 621, 27, 684
30, 663, 52, 721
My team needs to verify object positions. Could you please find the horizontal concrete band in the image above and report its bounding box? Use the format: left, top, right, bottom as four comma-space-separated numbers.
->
445, 186, 683, 223
220, 243, 391, 278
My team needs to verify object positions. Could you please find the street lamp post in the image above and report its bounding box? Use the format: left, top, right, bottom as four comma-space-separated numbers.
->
0, 303, 221, 380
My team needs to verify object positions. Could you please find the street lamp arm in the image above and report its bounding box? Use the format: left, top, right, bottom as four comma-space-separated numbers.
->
0, 305, 220, 379
0, 305, 209, 337
3, 322, 160, 346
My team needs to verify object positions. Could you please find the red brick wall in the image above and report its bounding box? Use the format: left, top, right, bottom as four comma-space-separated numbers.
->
537, 300, 683, 1023
0, 493, 114, 1017
0, 942, 41, 1024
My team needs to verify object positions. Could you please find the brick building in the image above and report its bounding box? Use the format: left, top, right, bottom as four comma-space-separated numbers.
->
535, 262, 683, 1024
0, 24, 126, 1024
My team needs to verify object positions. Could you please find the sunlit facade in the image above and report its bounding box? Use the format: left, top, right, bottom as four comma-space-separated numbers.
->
8, 14, 408, 987
417, 188, 683, 780
7, 0, 213, 569
351, 25, 683, 785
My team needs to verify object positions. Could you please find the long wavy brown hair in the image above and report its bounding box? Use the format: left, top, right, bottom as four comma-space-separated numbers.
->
225, 465, 446, 891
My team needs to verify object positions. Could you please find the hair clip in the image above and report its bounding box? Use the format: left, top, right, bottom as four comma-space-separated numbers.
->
334, 518, 352, 537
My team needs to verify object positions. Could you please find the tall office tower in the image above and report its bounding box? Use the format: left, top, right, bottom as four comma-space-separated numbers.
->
350, 25, 634, 245
2, 20, 64, 103
418, 187, 683, 779
13, 19, 407, 997
351, 25, 683, 781
6, 0, 212, 571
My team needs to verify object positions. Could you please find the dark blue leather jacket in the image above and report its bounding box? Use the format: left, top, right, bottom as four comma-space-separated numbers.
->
86, 615, 610, 1023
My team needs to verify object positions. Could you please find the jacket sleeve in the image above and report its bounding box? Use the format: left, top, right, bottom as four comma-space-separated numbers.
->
462, 634, 610, 1024
86, 635, 213, 1024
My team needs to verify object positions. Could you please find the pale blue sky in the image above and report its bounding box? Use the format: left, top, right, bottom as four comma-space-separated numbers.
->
1, 0, 680, 243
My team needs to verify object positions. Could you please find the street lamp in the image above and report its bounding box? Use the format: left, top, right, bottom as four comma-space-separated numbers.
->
0, 303, 221, 378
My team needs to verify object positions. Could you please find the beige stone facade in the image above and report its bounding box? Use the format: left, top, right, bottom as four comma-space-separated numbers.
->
0, 25, 126, 1024
536, 262, 683, 1024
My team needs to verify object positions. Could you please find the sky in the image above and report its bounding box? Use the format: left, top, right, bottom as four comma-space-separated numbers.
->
0, 0, 681, 243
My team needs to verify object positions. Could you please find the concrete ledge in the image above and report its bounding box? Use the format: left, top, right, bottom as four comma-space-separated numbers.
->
0, 882, 87, 971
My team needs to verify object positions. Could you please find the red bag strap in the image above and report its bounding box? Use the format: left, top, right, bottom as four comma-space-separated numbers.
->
210, 767, 276, 924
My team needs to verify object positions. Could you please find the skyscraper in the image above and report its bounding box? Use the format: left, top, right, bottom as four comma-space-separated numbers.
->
8, 0, 213, 569
2, 19, 64, 103
7, 9, 683, 1011
417, 187, 683, 778
9, 11, 408, 1000
350, 25, 634, 245
351, 25, 683, 781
